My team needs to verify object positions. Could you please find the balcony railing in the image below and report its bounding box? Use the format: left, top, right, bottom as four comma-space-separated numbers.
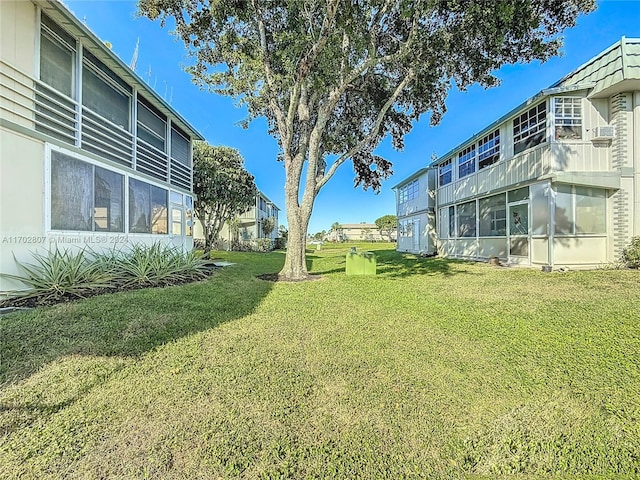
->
136, 138, 168, 181
1, 59, 192, 190
437, 141, 610, 206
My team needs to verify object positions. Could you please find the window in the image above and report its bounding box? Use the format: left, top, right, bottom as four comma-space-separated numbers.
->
478, 129, 500, 169
508, 187, 529, 203
530, 182, 549, 235
555, 186, 573, 235
94, 167, 124, 232
171, 126, 190, 166
439, 159, 452, 186
513, 103, 547, 155
555, 185, 606, 235
82, 50, 131, 129
170, 191, 183, 235
51, 151, 124, 232
171, 208, 183, 235
39, 15, 75, 97
458, 145, 476, 178
576, 187, 605, 234
479, 194, 506, 236
185, 196, 193, 236
129, 178, 168, 234
554, 97, 582, 140
137, 98, 166, 151
399, 179, 419, 203
457, 201, 476, 238
37, 15, 77, 144
448, 205, 456, 238
438, 208, 448, 239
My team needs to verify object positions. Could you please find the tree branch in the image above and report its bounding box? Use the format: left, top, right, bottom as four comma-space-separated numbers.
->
316, 68, 415, 192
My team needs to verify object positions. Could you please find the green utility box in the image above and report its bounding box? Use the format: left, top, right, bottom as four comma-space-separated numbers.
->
345, 251, 377, 275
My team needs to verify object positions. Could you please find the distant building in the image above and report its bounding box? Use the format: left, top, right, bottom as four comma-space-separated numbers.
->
194, 190, 280, 248
328, 223, 394, 242
392, 168, 437, 255
395, 38, 640, 268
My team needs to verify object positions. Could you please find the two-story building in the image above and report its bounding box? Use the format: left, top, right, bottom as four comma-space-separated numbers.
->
396, 38, 639, 269
194, 190, 280, 248
1, 0, 203, 293
234, 191, 280, 242
326, 223, 397, 242
392, 168, 437, 254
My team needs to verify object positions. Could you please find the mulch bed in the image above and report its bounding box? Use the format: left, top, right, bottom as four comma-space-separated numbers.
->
256, 273, 323, 283
0, 263, 221, 310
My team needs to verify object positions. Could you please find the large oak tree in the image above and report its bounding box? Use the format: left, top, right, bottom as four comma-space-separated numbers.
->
139, 0, 594, 280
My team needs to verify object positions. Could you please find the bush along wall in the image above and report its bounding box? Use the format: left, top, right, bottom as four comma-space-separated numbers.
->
0, 244, 214, 308
622, 236, 640, 269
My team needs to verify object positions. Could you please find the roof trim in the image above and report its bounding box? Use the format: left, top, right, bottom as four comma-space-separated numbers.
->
391, 167, 430, 189
38, 0, 204, 140
257, 190, 280, 211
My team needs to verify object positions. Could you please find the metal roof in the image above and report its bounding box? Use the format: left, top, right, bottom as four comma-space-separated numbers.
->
38, 0, 204, 141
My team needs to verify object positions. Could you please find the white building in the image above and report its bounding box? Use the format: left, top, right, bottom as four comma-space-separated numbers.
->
392, 168, 437, 254
1, 0, 203, 293
395, 38, 640, 268
194, 190, 280, 248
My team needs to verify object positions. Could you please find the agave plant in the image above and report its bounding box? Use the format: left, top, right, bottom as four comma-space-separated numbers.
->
2, 248, 114, 302
108, 243, 209, 287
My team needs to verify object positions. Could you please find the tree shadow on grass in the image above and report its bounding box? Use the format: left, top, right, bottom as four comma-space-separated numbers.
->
0, 254, 283, 388
310, 248, 480, 278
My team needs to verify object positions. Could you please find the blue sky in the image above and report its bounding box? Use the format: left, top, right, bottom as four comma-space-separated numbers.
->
64, 0, 640, 234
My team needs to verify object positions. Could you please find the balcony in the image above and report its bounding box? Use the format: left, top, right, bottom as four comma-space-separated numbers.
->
437, 141, 610, 205
1, 59, 192, 191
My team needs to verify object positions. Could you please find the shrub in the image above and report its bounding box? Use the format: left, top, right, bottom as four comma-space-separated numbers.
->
621, 236, 640, 269
1, 244, 211, 305
230, 239, 253, 252
253, 238, 273, 252
2, 248, 113, 302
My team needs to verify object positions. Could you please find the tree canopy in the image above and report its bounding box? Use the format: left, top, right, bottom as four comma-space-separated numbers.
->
140, 0, 595, 279
193, 143, 257, 255
375, 215, 398, 241
261, 216, 276, 238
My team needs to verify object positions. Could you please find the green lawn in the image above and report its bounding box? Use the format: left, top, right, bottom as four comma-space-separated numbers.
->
1, 244, 639, 478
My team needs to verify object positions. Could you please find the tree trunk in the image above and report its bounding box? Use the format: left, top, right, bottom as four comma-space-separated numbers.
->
280, 205, 312, 279
279, 166, 314, 280
198, 217, 212, 259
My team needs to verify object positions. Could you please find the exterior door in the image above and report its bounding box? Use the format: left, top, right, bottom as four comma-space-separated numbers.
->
508, 201, 530, 264
413, 219, 420, 251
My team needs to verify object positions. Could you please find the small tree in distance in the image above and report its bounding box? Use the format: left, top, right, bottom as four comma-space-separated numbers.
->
193, 143, 257, 257
278, 225, 288, 242
261, 216, 276, 238
375, 215, 398, 241
330, 222, 342, 242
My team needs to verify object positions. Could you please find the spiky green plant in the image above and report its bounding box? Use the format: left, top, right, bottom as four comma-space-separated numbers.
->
2, 248, 113, 301
1, 244, 211, 305
106, 243, 209, 287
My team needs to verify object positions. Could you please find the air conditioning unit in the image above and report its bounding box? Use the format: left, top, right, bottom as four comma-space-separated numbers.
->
591, 125, 615, 141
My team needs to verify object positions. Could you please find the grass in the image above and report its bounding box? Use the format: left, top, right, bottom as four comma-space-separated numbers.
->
1, 243, 639, 478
